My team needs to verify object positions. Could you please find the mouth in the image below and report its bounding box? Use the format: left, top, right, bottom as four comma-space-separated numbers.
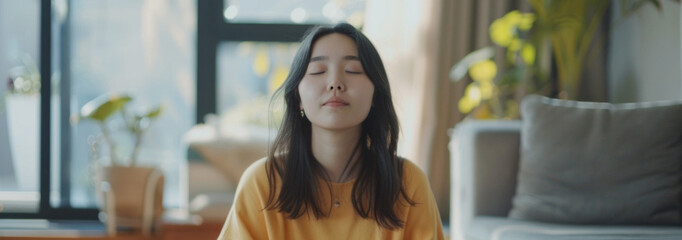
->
323, 96, 349, 107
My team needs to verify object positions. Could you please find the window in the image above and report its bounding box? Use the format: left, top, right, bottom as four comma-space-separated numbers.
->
0, 0, 41, 214
217, 42, 298, 116
0, 0, 366, 221
222, 0, 366, 24
51, 0, 195, 210
198, 0, 367, 123
1, 0, 195, 219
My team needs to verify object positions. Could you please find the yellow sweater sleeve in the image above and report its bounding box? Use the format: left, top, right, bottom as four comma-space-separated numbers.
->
217, 158, 269, 240
402, 160, 446, 240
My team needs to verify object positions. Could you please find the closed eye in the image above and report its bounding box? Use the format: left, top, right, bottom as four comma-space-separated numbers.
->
309, 71, 325, 75
345, 70, 363, 74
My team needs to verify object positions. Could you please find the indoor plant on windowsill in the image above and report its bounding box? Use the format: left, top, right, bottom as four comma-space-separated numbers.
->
3, 54, 42, 191
75, 93, 164, 236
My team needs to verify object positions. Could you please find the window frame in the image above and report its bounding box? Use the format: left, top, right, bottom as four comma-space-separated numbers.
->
0, 0, 99, 220
195, 0, 314, 123
0, 0, 316, 220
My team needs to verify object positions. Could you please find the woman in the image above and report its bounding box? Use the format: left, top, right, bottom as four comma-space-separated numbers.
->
218, 23, 444, 240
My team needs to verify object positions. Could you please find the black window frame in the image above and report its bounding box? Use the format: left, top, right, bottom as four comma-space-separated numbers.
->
0, 0, 99, 220
195, 0, 314, 123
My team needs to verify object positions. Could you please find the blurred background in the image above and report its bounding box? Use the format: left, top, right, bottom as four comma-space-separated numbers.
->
0, 0, 680, 238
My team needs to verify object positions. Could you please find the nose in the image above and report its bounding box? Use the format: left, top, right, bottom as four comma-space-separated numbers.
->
327, 70, 345, 91
328, 84, 343, 91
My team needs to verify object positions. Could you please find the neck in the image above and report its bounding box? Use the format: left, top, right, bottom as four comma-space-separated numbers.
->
311, 125, 362, 183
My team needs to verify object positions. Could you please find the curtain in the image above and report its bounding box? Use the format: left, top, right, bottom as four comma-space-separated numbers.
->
364, 0, 608, 221
365, 0, 531, 221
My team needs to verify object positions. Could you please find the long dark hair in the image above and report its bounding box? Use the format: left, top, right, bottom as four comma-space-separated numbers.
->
265, 22, 413, 229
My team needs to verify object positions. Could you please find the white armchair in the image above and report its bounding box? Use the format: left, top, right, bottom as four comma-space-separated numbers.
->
450, 120, 521, 240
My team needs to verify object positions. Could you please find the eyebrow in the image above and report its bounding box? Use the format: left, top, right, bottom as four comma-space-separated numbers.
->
310, 55, 360, 62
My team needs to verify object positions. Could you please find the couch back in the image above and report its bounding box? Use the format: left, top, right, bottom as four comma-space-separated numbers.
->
450, 120, 522, 238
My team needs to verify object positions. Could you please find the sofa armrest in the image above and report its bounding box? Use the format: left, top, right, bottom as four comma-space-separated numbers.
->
450, 120, 521, 239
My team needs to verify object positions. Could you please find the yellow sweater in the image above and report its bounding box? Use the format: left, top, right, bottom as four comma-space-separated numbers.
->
218, 158, 445, 240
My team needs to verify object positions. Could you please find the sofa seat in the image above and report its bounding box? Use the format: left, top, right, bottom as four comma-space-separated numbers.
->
467, 216, 682, 240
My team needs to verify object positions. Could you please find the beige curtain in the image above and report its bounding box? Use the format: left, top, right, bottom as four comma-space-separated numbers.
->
364, 0, 531, 221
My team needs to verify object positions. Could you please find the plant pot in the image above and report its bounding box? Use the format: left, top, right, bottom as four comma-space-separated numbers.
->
6, 94, 39, 191
97, 165, 164, 236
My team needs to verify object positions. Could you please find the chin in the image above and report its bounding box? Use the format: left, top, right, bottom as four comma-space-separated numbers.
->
313, 120, 364, 131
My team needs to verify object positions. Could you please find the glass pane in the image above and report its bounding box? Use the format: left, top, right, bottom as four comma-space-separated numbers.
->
217, 41, 298, 121
51, 0, 196, 210
0, 0, 41, 213
210, 42, 294, 195
223, 0, 367, 25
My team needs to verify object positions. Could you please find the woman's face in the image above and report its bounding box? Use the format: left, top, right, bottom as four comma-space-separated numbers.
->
298, 33, 375, 131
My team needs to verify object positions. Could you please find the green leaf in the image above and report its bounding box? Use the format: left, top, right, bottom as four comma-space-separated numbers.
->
497, 67, 524, 87
143, 105, 163, 119
651, 0, 663, 10
79, 93, 132, 122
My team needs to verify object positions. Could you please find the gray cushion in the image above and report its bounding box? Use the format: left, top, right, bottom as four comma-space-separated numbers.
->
467, 216, 682, 240
509, 95, 682, 225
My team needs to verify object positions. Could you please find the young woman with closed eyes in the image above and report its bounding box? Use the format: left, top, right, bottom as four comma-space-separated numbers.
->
218, 23, 444, 240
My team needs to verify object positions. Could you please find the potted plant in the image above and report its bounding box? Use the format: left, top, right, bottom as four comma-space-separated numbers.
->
75, 93, 164, 236
3, 54, 42, 191
450, 0, 677, 119
450, 10, 543, 120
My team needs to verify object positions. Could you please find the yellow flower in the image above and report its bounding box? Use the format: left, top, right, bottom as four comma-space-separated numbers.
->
468, 60, 497, 82
479, 81, 494, 100
489, 18, 513, 47
503, 10, 522, 25
472, 103, 493, 119
459, 85, 482, 114
465, 84, 482, 104
458, 97, 475, 114
253, 50, 269, 77
519, 13, 535, 31
508, 38, 522, 51
521, 43, 536, 65
269, 66, 289, 93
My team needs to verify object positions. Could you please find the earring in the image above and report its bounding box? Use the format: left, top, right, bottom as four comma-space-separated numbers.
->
300, 109, 305, 117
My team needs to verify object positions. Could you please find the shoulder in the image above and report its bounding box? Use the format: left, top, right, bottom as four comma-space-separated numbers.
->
236, 157, 270, 192
400, 158, 427, 182
400, 158, 432, 195
241, 157, 268, 178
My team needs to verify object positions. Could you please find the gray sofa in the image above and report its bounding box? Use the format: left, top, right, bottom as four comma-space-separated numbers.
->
449, 117, 682, 239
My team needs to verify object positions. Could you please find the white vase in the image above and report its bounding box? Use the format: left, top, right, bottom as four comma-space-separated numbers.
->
6, 94, 39, 191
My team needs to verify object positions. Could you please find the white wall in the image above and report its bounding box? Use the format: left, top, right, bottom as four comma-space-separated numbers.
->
608, 0, 682, 102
